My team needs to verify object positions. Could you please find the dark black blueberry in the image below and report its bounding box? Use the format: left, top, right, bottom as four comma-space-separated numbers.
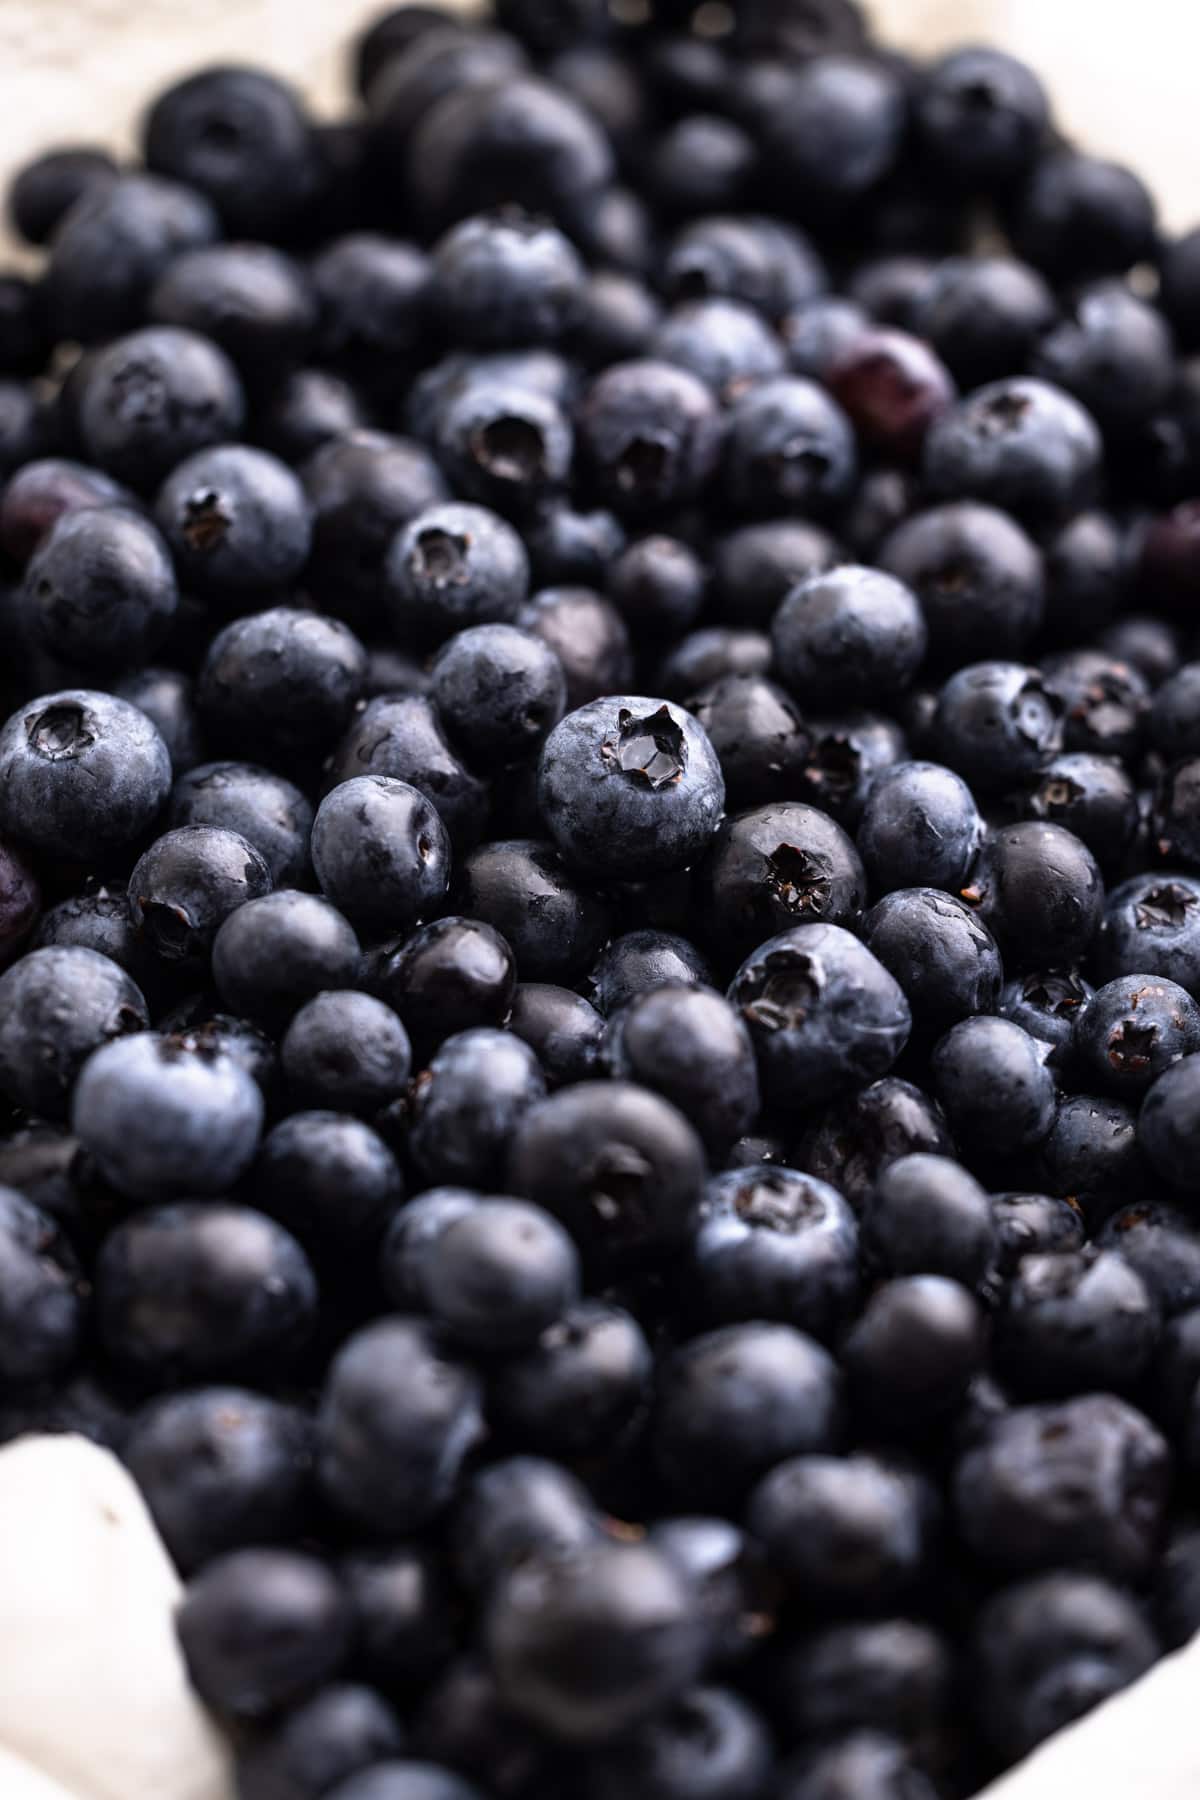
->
1010, 150, 1159, 282
148, 242, 316, 383
773, 565, 925, 708
144, 66, 320, 239
1099, 1200, 1200, 1320
775, 1735, 939, 1800
177, 1547, 350, 1721
123, 1386, 312, 1573
924, 377, 1101, 527
915, 47, 1049, 191
796, 708, 907, 829
880, 500, 1044, 665
931, 1015, 1056, 1154
856, 760, 982, 894
953, 1393, 1169, 1578
1019, 751, 1139, 875
414, 1191, 578, 1352
1075, 974, 1200, 1097
326, 695, 489, 851
915, 255, 1057, 391
45, 175, 219, 344
756, 55, 905, 213
729, 923, 911, 1107
255, 1110, 403, 1261
695, 802, 866, 966
156, 443, 313, 598
0, 455, 131, 567
578, 359, 723, 519
607, 535, 706, 642
600, 985, 759, 1157
800, 1077, 954, 1211
934, 660, 1064, 795
507, 1079, 705, 1266
255, 367, 368, 465
368, 916, 516, 1062
1096, 872, 1200, 994
128, 825, 273, 966
506, 984, 602, 1089
428, 210, 585, 350
198, 608, 365, 769
581, 1686, 775, 1800
723, 376, 856, 519
991, 1192, 1085, 1277
168, 761, 314, 889
486, 1539, 703, 1744
0, 945, 146, 1121
236, 1683, 406, 1800
8, 144, 118, 245
657, 627, 772, 702
317, 1316, 483, 1534
996, 1247, 1159, 1397
863, 888, 1002, 1040
771, 1618, 953, 1750
77, 326, 244, 493
311, 776, 450, 937
997, 968, 1093, 1071
862, 1153, 995, 1288
964, 820, 1104, 972
409, 1028, 545, 1190
520, 585, 634, 708
685, 1165, 859, 1340
480, 1264, 643, 1454
974, 1574, 1158, 1767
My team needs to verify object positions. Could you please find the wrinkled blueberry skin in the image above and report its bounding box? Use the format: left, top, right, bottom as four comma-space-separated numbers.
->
538, 694, 725, 879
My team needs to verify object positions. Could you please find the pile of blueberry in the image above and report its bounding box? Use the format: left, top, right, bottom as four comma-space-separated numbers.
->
6, 1, 1200, 1795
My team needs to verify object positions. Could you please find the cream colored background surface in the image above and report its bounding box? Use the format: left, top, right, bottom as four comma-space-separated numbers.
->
0, 0, 1197, 242
1, 3, 1199, 1798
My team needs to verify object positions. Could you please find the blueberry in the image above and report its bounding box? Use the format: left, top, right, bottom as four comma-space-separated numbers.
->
237, 1684, 406, 1800
1139, 1052, 1200, 1188
114, 668, 203, 778
327, 695, 489, 850
0, 455, 132, 567
520, 584, 634, 707
128, 825, 272, 965
255, 1111, 404, 1260
843, 1275, 984, 1426
148, 242, 317, 381
924, 378, 1101, 527
0, 688, 171, 863
144, 66, 319, 240
0, 1185, 84, 1385
324, 1763, 486, 1800
863, 888, 1002, 1039
198, 608, 365, 769
772, 566, 925, 709
123, 1386, 312, 1573
856, 760, 982, 895
489, 1297, 651, 1457
775, 1735, 939, 1800
729, 923, 911, 1106
177, 1548, 350, 1721
507, 1080, 705, 1264
1020, 750, 1139, 874
156, 444, 313, 597
710, 520, 837, 630
409, 1028, 546, 1189
341, 1543, 458, 1696
953, 1393, 1169, 1578
685, 1166, 860, 1340
757, 55, 905, 209
1034, 280, 1174, 431
1075, 974, 1200, 1096
880, 500, 1045, 665
998, 968, 1093, 1070
45, 174, 219, 344
582, 1687, 774, 1800
453, 840, 609, 985
317, 1316, 484, 1533
385, 502, 530, 645
452, 1457, 599, 1594
1099, 1200, 1200, 1319
861, 1153, 995, 1289
8, 144, 118, 246
578, 358, 722, 519
428, 210, 585, 349
663, 214, 826, 316
601, 984, 760, 1156
369, 916, 516, 1061
23, 503, 178, 670
1096, 871, 1200, 995
796, 708, 907, 829
723, 376, 856, 518
993, 1205, 1083, 1291
973, 1574, 1158, 1763
77, 326, 245, 492
934, 659, 1064, 794
487, 1540, 703, 1743
209, 891, 359, 1029
97, 1200, 316, 1383
587, 929, 711, 1015
915, 47, 1049, 191
433, 373, 573, 514
302, 430, 448, 625
169, 761, 314, 889
1010, 150, 1159, 282
431, 626, 566, 768
686, 677, 811, 813
312, 777, 450, 936
965, 820, 1104, 972
72, 1030, 264, 1199
657, 626, 771, 702
607, 534, 706, 642
366, 27, 526, 169
801, 1077, 953, 1210
654, 1322, 842, 1506
507, 983, 603, 1088
281, 991, 412, 1116
827, 328, 956, 464
997, 1247, 1159, 1398
932, 1015, 1056, 1154
538, 694, 724, 879
257, 367, 368, 465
